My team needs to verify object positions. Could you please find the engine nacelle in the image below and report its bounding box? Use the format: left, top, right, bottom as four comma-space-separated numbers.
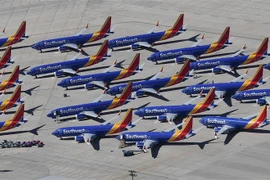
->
257, 98, 267, 105
135, 90, 145, 97
54, 71, 64, 77
59, 45, 68, 52
76, 113, 85, 121
214, 126, 222, 133
212, 67, 222, 74
157, 115, 167, 122
136, 141, 144, 149
130, 43, 140, 50
175, 57, 185, 64
85, 83, 94, 90
74, 135, 84, 143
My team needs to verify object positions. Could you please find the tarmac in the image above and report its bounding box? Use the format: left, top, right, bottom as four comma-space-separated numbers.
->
0, 0, 270, 180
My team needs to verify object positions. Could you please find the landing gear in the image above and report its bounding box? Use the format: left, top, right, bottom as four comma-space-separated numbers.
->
214, 132, 219, 139
39, 49, 43, 53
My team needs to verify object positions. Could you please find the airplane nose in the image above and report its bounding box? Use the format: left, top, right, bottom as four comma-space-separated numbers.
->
182, 88, 187, 94
134, 110, 142, 116
115, 135, 120, 140
199, 118, 205, 125
31, 43, 37, 49
57, 81, 65, 87
47, 112, 53, 118
147, 55, 153, 61
52, 130, 56, 136
231, 94, 239, 100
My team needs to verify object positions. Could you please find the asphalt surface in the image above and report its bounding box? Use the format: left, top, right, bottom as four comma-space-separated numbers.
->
0, 0, 270, 180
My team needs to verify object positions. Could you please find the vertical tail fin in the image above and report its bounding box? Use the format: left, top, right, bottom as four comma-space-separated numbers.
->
108, 108, 133, 134
245, 106, 267, 129
190, 88, 215, 114
7, 65, 19, 83
13, 21, 26, 38
97, 16, 111, 34
125, 53, 140, 71
118, 81, 132, 100
169, 116, 193, 142
168, 14, 184, 32
0, 47, 11, 66
246, 65, 263, 84
254, 38, 268, 56
215, 27, 230, 45
7, 85, 21, 102
176, 59, 190, 77
94, 40, 108, 57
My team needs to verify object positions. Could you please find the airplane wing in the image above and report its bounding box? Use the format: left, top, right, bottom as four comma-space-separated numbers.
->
61, 68, 77, 75
143, 139, 158, 152
102, 112, 121, 125
191, 34, 204, 47
81, 111, 99, 118
217, 125, 235, 135
166, 113, 178, 123
163, 122, 184, 132
184, 92, 203, 105
150, 67, 163, 80
103, 60, 117, 73
75, 24, 88, 36
231, 44, 247, 57
83, 133, 96, 144
63, 43, 80, 51
181, 55, 197, 61
265, 97, 270, 105
134, 42, 152, 48
147, 21, 159, 34
230, 70, 248, 83
215, 90, 226, 99
140, 88, 160, 96
218, 65, 232, 73
91, 81, 105, 89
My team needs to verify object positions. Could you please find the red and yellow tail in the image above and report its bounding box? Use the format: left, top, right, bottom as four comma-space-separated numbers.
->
238, 65, 263, 91
97, 16, 111, 34
165, 60, 190, 87
95, 40, 108, 57
115, 53, 140, 80
0, 104, 24, 132
107, 108, 133, 134
7, 85, 21, 102
0, 46, 11, 68
13, 21, 26, 38
190, 88, 215, 114
7, 65, 19, 83
160, 14, 184, 40
244, 106, 267, 129
107, 81, 132, 110
168, 116, 193, 142
205, 27, 230, 54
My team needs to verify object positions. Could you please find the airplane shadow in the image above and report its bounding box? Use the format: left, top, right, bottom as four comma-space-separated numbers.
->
137, 93, 169, 101
151, 138, 216, 158
0, 170, 13, 172
239, 100, 257, 104
2, 105, 43, 115
0, 45, 32, 52
57, 116, 106, 123
1, 85, 40, 96
0, 124, 45, 136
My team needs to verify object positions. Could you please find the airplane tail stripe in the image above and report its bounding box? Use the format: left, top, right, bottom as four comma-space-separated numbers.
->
95, 40, 108, 57
108, 109, 133, 134
247, 65, 263, 84
190, 88, 215, 114
216, 27, 230, 45
0, 104, 24, 131
7, 66, 19, 82
170, 14, 184, 32
245, 106, 267, 129
169, 116, 193, 142
14, 21, 26, 38
98, 16, 111, 34
255, 37, 268, 56
177, 59, 190, 77
126, 53, 140, 71
0, 47, 11, 67
8, 85, 21, 102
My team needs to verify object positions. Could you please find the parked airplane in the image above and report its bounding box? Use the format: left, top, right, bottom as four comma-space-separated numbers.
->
0, 21, 28, 47
232, 89, 270, 105
27, 40, 110, 78
57, 53, 143, 90
264, 63, 270, 70
182, 65, 268, 98
31, 17, 113, 52
200, 106, 269, 139
0, 66, 22, 92
0, 47, 15, 70
117, 116, 198, 152
0, 85, 24, 112
190, 38, 268, 74
108, 14, 185, 50
0, 104, 26, 133
47, 81, 132, 121
147, 27, 231, 63
52, 108, 140, 144
106, 60, 191, 97
134, 88, 216, 122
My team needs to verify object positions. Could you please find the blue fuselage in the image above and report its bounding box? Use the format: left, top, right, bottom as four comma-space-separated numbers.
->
147, 44, 213, 62
52, 125, 114, 138
108, 31, 180, 48
117, 132, 174, 142
47, 100, 119, 119
57, 70, 128, 88
182, 82, 245, 95
232, 89, 270, 101
200, 116, 249, 129
106, 77, 174, 95
190, 55, 253, 70
31, 34, 97, 50
135, 105, 196, 117
264, 63, 270, 70
27, 57, 100, 76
